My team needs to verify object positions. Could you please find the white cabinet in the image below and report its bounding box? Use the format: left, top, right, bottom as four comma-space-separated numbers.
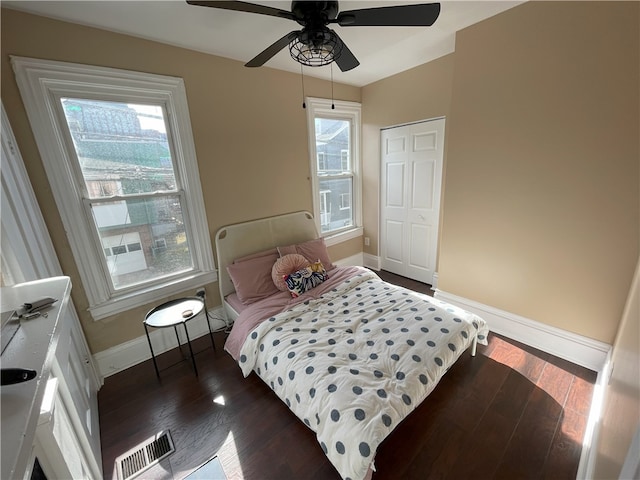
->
1, 276, 102, 480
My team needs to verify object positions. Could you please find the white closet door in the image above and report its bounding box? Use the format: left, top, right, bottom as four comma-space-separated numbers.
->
380, 118, 444, 285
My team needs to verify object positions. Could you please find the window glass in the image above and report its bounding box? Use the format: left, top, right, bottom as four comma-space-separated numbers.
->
62, 100, 177, 196
314, 117, 354, 234
315, 118, 349, 173
318, 177, 353, 230
61, 98, 193, 290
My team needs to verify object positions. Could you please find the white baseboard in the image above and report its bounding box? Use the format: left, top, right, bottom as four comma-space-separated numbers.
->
431, 272, 438, 290
93, 306, 227, 378
434, 289, 611, 372
363, 253, 380, 270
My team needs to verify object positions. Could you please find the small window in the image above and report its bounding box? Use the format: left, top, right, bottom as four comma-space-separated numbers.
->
112, 245, 127, 255
127, 242, 142, 252
317, 152, 327, 171
306, 98, 361, 239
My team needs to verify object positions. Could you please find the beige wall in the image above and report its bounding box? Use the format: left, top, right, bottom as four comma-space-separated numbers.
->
362, 1, 638, 345
0, 9, 361, 353
439, 1, 638, 344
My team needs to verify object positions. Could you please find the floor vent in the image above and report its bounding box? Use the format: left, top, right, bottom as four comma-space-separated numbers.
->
116, 430, 175, 480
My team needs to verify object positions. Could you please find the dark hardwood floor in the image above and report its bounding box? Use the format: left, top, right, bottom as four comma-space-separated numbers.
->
99, 271, 596, 480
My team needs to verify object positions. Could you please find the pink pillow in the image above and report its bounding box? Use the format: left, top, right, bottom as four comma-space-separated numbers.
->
226, 252, 279, 304
277, 245, 297, 257
272, 254, 310, 291
234, 248, 278, 263
278, 238, 334, 271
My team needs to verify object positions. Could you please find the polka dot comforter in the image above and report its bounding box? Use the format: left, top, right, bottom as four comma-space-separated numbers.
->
236, 267, 488, 480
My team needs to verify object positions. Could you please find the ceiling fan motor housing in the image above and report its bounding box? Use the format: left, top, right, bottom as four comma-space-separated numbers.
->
292, 1, 339, 26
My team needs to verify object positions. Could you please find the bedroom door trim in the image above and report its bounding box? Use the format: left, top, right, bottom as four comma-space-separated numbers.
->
379, 117, 445, 286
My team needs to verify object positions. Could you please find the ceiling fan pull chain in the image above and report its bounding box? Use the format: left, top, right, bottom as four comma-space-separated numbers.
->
300, 63, 306, 109
331, 63, 335, 109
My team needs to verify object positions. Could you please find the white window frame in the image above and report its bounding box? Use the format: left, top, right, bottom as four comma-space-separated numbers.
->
11, 56, 216, 320
319, 189, 331, 227
339, 192, 351, 211
317, 152, 327, 171
305, 97, 363, 245
340, 149, 349, 171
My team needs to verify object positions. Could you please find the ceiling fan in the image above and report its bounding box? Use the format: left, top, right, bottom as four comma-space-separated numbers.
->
186, 1, 441, 72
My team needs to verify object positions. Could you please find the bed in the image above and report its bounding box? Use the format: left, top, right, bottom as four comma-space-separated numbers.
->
215, 211, 489, 480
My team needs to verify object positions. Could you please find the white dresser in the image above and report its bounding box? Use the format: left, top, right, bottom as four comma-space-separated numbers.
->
1, 276, 102, 479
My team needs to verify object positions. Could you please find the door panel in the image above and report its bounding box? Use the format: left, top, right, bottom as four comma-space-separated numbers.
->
386, 162, 405, 207
409, 223, 430, 268
380, 118, 444, 285
411, 160, 434, 210
384, 219, 404, 264
386, 135, 406, 154
414, 131, 437, 151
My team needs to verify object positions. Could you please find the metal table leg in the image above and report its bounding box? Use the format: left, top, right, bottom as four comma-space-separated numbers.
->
183, 322, 198, 376
173, 325, 182, 357
144, 322, 160, 379
203, 307, 217, 352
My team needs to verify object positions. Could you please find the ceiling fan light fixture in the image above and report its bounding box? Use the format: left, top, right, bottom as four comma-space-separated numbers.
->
289, 29, 343, 67
188, 1, 442, 71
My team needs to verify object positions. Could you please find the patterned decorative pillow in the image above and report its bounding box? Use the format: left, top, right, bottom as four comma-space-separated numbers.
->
271, 254, 310, 292
284, 262, 328, 297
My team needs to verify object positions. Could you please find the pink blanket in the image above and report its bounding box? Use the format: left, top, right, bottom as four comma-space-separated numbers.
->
224, 266, 367, 360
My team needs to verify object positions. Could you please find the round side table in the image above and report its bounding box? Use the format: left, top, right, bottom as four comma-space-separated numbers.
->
143, 296, 216, 379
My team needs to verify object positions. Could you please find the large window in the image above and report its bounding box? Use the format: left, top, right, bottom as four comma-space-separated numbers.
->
12, 57, 216, 320
305, 97, 362, 241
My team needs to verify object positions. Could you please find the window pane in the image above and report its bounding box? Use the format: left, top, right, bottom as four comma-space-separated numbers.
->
315, 117, 350, 175
92, 195, 193, 289
127, 242, 142, 252
318, 178, 353, 234
61, 98, 177, 197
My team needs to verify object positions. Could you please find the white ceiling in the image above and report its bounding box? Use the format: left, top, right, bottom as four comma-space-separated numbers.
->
4, 0, 523, 87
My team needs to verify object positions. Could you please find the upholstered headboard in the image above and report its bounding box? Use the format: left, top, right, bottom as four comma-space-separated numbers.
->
215, 211, 319, 307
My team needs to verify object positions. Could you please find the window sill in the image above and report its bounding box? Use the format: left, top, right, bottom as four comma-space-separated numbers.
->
323, 226, 364, 247
88, 270, 218, 321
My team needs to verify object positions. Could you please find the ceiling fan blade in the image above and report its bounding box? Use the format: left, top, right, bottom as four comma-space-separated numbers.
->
245, 31, 300, 67
186, 1, 296, 21
335, 3, 441, 27
332, 31, 359, 72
